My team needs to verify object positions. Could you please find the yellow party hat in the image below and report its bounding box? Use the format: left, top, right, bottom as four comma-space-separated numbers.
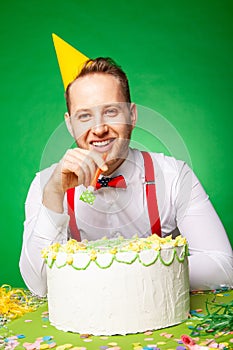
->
52, 33, 89, 90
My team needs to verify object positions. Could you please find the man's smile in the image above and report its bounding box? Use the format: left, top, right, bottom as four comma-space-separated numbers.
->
90, 138, 115, 152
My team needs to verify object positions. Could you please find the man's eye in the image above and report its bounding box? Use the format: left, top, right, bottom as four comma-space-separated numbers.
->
78, 113, 91, 121
105, 108, 118, 117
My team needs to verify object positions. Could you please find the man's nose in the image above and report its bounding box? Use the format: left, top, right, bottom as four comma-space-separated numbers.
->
92, 122, 108, 136
91, 114, 108, 135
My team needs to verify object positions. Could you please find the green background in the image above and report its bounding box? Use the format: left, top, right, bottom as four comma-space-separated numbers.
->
1, 0, 232, 288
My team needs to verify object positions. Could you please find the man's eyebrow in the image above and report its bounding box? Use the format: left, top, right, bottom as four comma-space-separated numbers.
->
73, 103, 127, 115
73, 108, 92, 115
102, 103, 125, 110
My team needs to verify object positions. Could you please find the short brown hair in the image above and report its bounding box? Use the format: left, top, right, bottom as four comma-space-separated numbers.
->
65, 57, 131, 114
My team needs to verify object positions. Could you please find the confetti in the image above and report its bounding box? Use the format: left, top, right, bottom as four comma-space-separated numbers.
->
190, 310, 204, 317
80, 334, 91, 339
144, 331, 153, 335
190, 299, 233, 336
160, 332, 173, 339
164, 333, 173, 339
0, 284, 46, 326
43, 336, 53, 341
62, 345, 73, 349
17, 334, 26, 339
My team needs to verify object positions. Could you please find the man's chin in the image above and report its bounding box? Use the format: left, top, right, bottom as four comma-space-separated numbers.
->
104, 152, 129, 174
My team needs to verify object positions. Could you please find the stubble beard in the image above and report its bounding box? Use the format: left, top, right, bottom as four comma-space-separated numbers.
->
104, 128, 132, 175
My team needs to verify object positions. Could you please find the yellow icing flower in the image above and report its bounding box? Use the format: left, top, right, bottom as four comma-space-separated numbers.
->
160, 235, 172, 244
41, 248, 49, 259
77, 242, 87, 250
51, 251, 57, 260
90, 249, 97, 261
172, 239, 179, 247
67, 239, 77, 245
66, 255, 73, 265
129, 243, 140, 252
138, 241, 149, 250
65, 239, 78, 253
51, 242, 61, 252
110, 248, 117, 254
176, 236, 187, 246
101, 236, 108, 241
147, 234, 161, 244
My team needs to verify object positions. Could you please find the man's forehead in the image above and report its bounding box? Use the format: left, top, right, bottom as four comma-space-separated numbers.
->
69, 73, 120, 90
68, 74, 127, 112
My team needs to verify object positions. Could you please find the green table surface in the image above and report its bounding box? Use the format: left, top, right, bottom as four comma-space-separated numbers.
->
2, 290, 233, 349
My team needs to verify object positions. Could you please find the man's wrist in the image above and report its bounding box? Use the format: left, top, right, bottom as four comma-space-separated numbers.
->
43, 182, 65, 213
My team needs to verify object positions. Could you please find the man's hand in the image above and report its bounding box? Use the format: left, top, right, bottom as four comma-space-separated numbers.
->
43, 149, 108, 213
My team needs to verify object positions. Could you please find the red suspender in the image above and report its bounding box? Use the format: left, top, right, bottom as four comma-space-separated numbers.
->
67, 187, 81, 241
67, 151, 161, 240
141, 151, 161, 236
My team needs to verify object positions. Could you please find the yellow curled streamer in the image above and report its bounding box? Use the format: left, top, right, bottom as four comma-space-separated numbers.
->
0, 284, 42, 321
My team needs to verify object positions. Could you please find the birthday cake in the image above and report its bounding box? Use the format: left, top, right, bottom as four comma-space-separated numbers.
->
42, 235, 190, 336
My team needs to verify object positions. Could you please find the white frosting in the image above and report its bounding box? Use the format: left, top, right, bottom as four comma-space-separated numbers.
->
46, 243, 190, 335
72, 252, 91, 269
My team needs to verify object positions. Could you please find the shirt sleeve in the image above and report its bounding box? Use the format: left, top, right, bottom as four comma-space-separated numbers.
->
175, 162, 233, 290
19, 167, 69, 297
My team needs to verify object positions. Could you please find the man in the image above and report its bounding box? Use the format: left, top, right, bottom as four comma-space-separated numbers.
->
20, 57, 233, 297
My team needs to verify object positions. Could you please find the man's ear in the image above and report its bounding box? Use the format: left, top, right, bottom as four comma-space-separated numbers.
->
64, 112, 74, 137
130, 103, 137, 129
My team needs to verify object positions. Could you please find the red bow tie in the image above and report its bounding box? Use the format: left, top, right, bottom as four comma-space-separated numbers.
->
96, 175, 127, 189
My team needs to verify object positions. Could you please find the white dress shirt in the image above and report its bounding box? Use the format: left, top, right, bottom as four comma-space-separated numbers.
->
20, 148, 233, 296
